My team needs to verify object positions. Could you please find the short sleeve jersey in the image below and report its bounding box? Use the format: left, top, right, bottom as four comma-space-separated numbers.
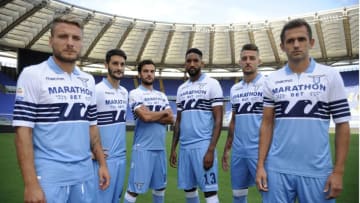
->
263, 58, 351, 177
230, 74, 264, 158
96, 78, 128, 159
12, 56, 96, 185
176, 73, 224, 148
129, 85, 170, 150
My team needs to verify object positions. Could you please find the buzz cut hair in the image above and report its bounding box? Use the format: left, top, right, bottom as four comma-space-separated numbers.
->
185, 48, 203, 59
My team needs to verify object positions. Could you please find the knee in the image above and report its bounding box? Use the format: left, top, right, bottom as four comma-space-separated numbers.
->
204, 191, 217, 198
184, 188, 197, 193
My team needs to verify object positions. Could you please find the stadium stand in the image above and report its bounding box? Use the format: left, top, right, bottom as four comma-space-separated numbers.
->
162, 79, 184, 96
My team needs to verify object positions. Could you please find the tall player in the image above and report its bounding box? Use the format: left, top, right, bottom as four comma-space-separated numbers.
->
124, 59, 174, 203
256, 18, 351, 202
169, 48, 224, 203
94, 49, 128, 203
222, 43, 264, 203
13, 15, 109, 203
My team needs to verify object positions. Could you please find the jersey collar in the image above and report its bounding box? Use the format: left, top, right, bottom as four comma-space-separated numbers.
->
240, 73, 262, 85
187, 73, 206, 84
47, 56, 80, 75
285, 58, 316, 75
103, 77, 120, 89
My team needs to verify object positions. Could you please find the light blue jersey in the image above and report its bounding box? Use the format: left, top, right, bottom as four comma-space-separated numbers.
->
12, 56, 96, 185
263, 58, 351, 177
129, 85, 170, 150
230, 74, 264, 158
176, 73, 224, 148
96, 78, 128, 159
95, 78, 128, 203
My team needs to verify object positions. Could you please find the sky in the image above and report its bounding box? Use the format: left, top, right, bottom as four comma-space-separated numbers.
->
60, 0, 358, 24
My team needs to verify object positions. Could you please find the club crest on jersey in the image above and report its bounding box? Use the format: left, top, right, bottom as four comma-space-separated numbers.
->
308, 75, 325, 84
135, 182, 144, 190
198, 83, 206, 90
77, 77, 89, 87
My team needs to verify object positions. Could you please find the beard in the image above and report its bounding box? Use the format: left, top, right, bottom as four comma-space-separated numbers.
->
187, 67, 200, 77
52, 49, 80, 63
141, 78, 153, 86
108, 68, 123, 80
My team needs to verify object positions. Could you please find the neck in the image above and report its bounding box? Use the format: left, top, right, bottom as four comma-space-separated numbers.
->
288, 57, 311, 74
107, 75, 120, 89
243, 72, 257, 83
142, 83, 153, 90
52, 56, 75, 74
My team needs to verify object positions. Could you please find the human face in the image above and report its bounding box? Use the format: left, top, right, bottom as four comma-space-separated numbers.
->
139, 64, 155, 86
185, 53, 203, 77
49, 22, 82, 63
280, 25, 314, 63
239, 50, 261, 76
106, 55, 126, 81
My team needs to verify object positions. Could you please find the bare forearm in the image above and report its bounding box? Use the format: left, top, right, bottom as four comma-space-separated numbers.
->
257, 107, 274, 168
15, 127, 38, 186
224, 115, 235, 153
208, 106, 223, 152
159, 113, 174, 124
170, 118, 180, 153
333, 122, 350, 174
90, 126, 106, 166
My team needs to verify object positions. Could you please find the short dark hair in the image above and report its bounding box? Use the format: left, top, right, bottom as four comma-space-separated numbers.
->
280, 18, 312, 44
50, 15, 83, 36
137, 59, 155, 73
105, 49, 127, 63
241, 43, 259, 54
185, 48, 203, 59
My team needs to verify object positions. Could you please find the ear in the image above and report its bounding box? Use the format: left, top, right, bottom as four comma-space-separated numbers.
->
309, 38, 315, 48
48, 35, 52, 47
258, 58, 262, 66
200, 61, 205, 67
280, 43, 285, 52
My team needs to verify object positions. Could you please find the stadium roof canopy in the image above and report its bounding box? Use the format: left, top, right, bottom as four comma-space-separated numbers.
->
0, 0, 358, 77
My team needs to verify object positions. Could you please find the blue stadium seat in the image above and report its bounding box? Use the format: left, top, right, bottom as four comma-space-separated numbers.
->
340, 70, 359, 87
162, 79, 184, 96
0, 72, 17, 86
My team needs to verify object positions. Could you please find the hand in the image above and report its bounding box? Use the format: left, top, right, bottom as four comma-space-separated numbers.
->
256, 166, 268, 192
221, 151, 229, 171
24, 183, 46, 203
98, 165, 110, 190
203, 150, 214, 171
324, 172, 343, 199
169, 151, 177, 168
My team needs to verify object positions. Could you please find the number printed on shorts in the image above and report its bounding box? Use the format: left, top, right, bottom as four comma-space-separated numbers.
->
204, 172, 216, 185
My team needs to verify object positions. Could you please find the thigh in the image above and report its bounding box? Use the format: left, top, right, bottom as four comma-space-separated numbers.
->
40, 184, 68, 203
94, 158, 126, 203
230, 156, 254, 189
150, 150, 167, 190
68, 179, 96, 203
127, 149, 153, 194
296, 176, 335, 203
178, 148, 196, 190
112, 158, 127, 202
192, 147, 218, 192
261, 171, 296, 203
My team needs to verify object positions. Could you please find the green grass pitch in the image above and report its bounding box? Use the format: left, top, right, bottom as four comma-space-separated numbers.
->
0, 131, 358, 202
